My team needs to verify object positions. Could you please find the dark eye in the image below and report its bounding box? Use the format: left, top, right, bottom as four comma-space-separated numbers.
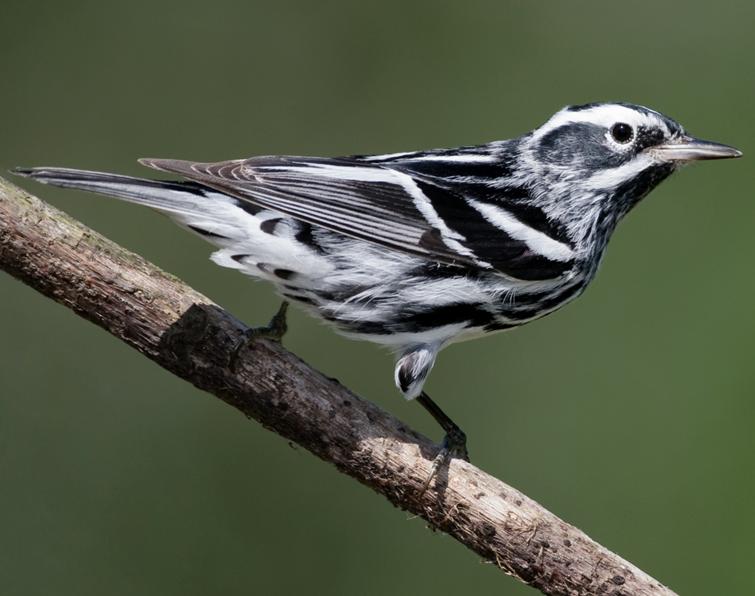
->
610, 122, 634, 144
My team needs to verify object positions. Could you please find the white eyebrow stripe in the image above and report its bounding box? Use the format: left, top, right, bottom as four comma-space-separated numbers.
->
533, 104, 669, 141
466, 199, 575, 262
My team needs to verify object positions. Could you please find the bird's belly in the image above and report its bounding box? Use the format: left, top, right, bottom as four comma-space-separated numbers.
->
209, 213, 588, 348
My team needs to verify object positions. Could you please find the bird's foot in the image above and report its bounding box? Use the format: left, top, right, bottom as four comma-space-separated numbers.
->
229, 301, 289, 370
420, 426, 470, 495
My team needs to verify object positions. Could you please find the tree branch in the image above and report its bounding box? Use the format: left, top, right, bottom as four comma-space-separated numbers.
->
0, 176, 677, 596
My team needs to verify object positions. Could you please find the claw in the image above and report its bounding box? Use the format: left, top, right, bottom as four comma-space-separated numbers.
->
265, 301, 289, 339
229, 301, 289, 370
419, 427, 470, 495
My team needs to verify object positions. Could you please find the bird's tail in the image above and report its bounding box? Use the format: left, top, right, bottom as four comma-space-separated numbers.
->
11, 166, 258, 245
11, 165, 333, 282
11, 167, 221, 218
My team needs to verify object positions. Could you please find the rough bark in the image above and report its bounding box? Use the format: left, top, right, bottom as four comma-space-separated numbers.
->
0, 176, 677, 596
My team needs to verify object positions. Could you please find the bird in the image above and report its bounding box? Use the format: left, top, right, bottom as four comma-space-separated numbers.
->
14, 102, 742, 475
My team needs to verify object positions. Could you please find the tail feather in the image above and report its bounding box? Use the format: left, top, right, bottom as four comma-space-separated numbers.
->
11, 167, 218, 217
11, 166, 258, 245
10, 165, 334, 278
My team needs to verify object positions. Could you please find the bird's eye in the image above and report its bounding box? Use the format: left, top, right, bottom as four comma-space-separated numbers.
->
610, 123, 634, 144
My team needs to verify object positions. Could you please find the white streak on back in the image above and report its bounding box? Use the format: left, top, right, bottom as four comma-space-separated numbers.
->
467, 199, 575, 262
258, 162, 488, 267
361, 151, 416, 161
403, 154, 494, 163
257, 164, 399, 183
393, 171, 485, 265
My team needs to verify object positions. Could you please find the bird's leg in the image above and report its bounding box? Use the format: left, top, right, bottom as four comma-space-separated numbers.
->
416, 391, 469, 493
229, 301, 289, 369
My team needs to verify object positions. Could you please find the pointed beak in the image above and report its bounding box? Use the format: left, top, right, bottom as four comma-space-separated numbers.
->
651, 135, 742, 162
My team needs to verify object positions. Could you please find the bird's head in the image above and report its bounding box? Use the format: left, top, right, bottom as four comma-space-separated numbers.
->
521, 102, 741, 239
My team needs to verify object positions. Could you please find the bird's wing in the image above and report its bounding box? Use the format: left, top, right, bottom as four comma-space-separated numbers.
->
138, 155, 575, 280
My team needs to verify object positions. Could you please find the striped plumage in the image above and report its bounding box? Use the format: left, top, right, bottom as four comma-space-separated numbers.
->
15, 102, 741, 450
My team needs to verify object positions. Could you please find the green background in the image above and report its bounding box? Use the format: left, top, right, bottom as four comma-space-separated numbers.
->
1, 2, 753, 594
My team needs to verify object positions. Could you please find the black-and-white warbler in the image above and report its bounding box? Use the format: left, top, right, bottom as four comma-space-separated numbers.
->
15, 102, 741, 468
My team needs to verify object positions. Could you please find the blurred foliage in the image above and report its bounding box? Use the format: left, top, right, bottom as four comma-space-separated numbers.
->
1, 1, 753, 594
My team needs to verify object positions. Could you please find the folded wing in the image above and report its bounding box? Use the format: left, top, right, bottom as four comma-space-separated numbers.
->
139, 155, 575, 280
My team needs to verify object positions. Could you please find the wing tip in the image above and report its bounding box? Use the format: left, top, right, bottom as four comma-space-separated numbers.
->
139, 157, 207, 178
138, 157, 168, 171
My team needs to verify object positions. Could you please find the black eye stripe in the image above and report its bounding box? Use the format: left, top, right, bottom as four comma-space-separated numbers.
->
635, 125, 667, 151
